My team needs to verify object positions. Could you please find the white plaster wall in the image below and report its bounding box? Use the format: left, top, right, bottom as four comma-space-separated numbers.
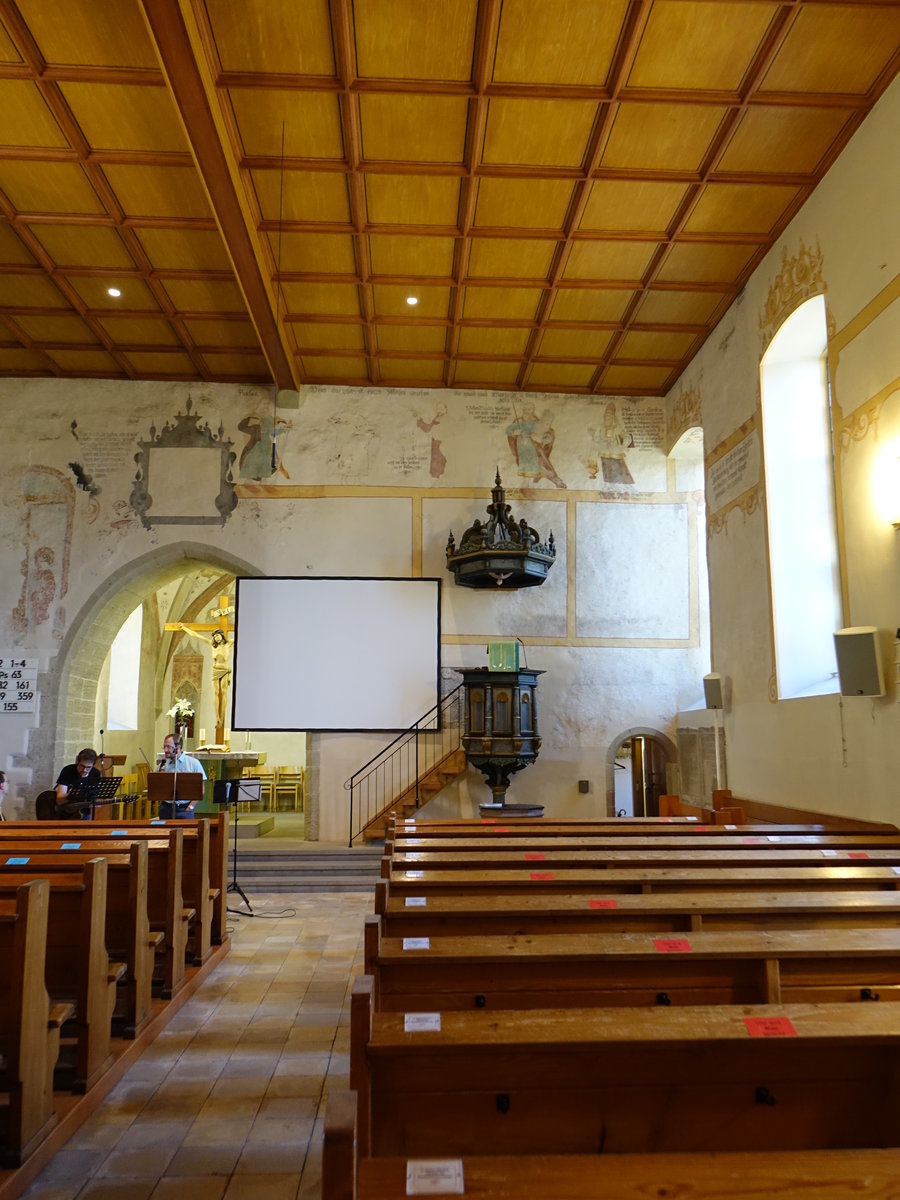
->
0, 364, 706, 837
667, 71, 900, 824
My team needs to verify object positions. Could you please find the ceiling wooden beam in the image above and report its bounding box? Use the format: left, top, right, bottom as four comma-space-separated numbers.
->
139, 0, 297, 391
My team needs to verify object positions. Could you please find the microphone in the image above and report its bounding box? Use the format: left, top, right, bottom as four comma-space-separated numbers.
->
99, 728, 106, 772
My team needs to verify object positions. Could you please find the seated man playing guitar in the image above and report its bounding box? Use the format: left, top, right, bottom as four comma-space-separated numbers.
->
52, 747, 101, 818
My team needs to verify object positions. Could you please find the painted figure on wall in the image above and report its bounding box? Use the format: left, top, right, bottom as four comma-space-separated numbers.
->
10, 467, 74, 636
238, 404, 293, 481
416, 400, 448, 478
585, 401, 635, 485
506, 400, 566, 488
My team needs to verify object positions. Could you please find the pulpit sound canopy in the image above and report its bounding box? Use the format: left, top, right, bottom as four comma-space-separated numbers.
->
232, 577, 441, 732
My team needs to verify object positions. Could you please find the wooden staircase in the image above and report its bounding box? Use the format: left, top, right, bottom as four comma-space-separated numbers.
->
361, 748, 467, 841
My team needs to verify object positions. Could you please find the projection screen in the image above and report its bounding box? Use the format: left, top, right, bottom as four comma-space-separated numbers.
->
232, 577, 441, 732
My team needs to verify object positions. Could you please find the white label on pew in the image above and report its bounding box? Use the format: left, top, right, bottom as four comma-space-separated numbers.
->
6, 856, 29, 864
767, 836, 782, 842
151, 820, 166, 826
61, 842, 81, 849
403, 937, 430, 950
821, 849, 839, 857
893, 867, 900, 876
405, 897, 427, 907
112, 830, 128, 837
725, 824, 737, 829
686, 816, 698, 821
404, 1013, 441, 1033
406, 1157, 463, 1194
405, 853, 422, 861
405, 838, 421, 844
406, 871, 424, 879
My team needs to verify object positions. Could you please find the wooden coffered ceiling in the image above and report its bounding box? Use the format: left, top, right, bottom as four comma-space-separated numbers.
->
1, 0, 899, 396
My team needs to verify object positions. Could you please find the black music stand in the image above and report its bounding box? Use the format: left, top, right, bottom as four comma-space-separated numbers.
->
66, 775, 121, 820
214, 777, 261, 913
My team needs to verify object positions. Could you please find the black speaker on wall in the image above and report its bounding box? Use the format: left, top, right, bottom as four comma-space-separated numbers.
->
833, 626, 885, 697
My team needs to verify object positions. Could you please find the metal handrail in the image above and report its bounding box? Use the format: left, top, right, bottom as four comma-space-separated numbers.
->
347, 683, 465, 845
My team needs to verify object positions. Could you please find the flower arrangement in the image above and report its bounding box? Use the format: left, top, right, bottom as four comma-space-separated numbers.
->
167, 697, 195, 723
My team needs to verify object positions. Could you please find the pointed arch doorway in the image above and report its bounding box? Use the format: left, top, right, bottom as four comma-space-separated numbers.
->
607, 728, 676, 818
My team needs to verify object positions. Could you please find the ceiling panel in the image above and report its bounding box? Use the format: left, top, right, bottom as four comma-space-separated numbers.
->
493, 0, 628, 86
0, 0, 897, 393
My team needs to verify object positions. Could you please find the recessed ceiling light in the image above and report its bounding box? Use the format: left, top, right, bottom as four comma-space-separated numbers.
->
406, 296, 418, 306
107, 287, 121, 298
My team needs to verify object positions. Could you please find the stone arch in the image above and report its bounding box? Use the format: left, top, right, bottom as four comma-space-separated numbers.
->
604, 725, 677, 816
35, 542, 263, 798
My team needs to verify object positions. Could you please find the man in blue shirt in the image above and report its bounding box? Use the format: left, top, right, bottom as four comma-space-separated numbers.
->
158, 733, 206, 819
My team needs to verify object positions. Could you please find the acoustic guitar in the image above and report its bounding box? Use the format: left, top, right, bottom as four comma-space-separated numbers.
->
34, 789, 140, 820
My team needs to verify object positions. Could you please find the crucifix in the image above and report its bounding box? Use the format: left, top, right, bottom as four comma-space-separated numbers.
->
165, 594, 235, 745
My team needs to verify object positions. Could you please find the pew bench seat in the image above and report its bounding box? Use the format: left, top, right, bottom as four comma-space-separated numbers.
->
364, 917, 900, 1010
384, 864, 900, 897
0, 859, 119, 1092
386, 845, 900, 873
325, 1089, 900, 1200
0, 881, 73, 1166
350, 977, 900, 1159
376, 883, 900, 936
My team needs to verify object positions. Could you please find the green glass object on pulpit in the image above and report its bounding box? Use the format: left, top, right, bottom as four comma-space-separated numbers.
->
488, 641, 519, 671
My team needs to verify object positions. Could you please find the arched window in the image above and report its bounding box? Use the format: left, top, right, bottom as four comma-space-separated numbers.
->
760, 294, 841, 699
107, 604, 142, 729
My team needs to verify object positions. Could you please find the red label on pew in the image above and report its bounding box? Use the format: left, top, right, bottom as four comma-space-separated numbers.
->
744, 1016, 797, 1038
481, 819, 496, 824
589, 899, 619, 909
653, 937, 692, 953
743, 837, 763, 844
849, 852, 870, 859
524, 852, 545, 861
530, 871, 554, 880
694, 826, 711, 831
493, 826, 510, 833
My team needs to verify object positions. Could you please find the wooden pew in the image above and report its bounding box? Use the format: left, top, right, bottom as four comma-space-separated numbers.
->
384, 845, 900, 874
14, 814, 230, 947
363, 916, 900, 1010
324, 1088, 900, 1200
383, 863, 900, 899
0, 860, 119, 1092
350, 976, 900, 1158
386, 831, 900, 856
0, 818, 216, 963
0, 845, 153, 1038
0, 880, 73, 1166
387, 815, 899, 838
0, 835, 188, 998
376, 882, 900, 937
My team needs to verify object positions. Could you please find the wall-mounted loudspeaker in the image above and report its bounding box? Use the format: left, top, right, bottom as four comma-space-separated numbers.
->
703, 672, 724, 710
833, 626, 885, 697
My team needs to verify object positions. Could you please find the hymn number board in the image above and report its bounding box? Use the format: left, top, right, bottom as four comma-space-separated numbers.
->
0, 656, 37, 713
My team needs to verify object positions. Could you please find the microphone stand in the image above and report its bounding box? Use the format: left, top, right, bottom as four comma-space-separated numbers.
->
226, 779, 252, 914
94, 727, 105, 821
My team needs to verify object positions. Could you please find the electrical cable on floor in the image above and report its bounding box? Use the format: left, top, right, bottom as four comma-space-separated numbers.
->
227, 903, 298, 919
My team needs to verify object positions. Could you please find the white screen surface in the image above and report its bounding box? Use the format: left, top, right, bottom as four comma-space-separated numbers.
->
232, 577, 440, 731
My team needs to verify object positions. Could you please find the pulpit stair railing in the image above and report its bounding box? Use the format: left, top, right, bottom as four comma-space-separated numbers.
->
347, 683, 465, 846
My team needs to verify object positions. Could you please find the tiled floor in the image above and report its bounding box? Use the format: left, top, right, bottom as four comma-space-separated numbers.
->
22, 892, 372, 1200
